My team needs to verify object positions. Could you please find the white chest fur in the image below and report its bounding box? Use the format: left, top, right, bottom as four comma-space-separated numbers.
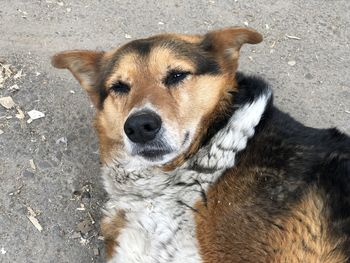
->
101, 87, 271, 262
102, 166, 223, 263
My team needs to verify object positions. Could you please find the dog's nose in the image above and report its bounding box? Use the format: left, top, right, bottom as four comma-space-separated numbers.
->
124, 111, 162, 143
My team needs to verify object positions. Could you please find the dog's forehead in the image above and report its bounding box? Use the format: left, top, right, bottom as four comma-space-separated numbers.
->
122, 34, 200, 57
104, 35, 221, 77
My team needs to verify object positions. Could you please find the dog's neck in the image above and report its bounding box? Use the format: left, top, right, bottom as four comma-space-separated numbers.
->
102, 73, 272, 197
188, 73, 272, 171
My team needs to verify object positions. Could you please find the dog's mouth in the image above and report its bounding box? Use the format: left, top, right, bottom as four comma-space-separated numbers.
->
128, 131, 191, 163
130, 135, 175, 161
137, 148, 173, 161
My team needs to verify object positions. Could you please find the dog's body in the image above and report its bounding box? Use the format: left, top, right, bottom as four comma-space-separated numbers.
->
52, 27, 350, 262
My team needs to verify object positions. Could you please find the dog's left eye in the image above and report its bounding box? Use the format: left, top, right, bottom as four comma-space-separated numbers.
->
164, 70, 191, 86
109, 81, 131, 94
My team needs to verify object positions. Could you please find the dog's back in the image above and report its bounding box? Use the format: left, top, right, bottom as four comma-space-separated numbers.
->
195, 74, 350, 262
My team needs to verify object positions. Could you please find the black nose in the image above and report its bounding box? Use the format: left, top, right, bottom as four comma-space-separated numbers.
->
124, 111, 162, 143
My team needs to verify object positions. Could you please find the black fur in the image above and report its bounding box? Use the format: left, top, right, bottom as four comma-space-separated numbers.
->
200, 72, 273, 147
114, 37, 221, 77
229, 73, 350, 257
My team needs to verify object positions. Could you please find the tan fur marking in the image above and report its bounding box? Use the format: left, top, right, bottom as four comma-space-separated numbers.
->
163, 75, 236, 170
105, 53, 139, 88
268, 189, 348, 263
101, 210, 127, 260
195, 168, 348, 263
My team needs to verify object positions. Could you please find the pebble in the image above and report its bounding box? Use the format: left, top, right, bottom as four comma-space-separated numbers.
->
27, 110, 45, 120
8, 84, 20, 92
305, 73, 314, 79
77, 219, 93, 234
93, 248, 100, 256
22, 169, 35, 178
70, 231, 81, 239
288, 60, 296, 66
36, 160, 52, 169
0, 96, 16, 109
56, 137, 67, 145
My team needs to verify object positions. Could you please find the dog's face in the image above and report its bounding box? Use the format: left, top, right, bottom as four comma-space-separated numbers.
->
52, 27, 262, 170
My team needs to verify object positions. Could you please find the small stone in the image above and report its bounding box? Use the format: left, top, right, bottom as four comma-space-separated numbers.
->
36, 160, 52, 169
8, 84, 20, 92
0, 96, 16, 109
13, 69, 24, 79
70, 231, 81, 239
288, 60, 296, 66
1, 247, 6, 255
77, 219, 93, 234
27, 110, 45, 120
72, 190, 82, 197
66, 7, 71, 12
15, 107, 25, 119
79, 237, 89, 246
0, 129, 3, 135
124, 34, 132, 39
52, 224, 65, 238
81, 191, 91, 200
93, 248, 100, 256
29, 159, 36, 170
76, 204, 86, 211
56, 137, 67, 145
22, 169, 34, 178
305, 73, 314, 79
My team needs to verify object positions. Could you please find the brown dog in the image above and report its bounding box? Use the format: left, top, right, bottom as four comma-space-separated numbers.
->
52, 27, 350, 262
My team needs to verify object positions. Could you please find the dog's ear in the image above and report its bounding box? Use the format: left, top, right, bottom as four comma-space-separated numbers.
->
201, 27, 262, 61
51, 50, 104, 107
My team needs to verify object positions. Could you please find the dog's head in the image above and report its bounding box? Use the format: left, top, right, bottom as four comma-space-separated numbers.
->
52, 27, 262, 171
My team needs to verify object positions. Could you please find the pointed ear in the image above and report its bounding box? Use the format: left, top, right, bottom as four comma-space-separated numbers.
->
51, 50, 105, 107
201, 27, 263, 60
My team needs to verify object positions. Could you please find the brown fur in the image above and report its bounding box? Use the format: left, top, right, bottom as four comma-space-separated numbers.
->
195, 166, 348, 263
100, 210, 127, 260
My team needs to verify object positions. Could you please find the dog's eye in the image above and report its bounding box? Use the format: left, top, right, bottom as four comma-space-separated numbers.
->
164, 70, 191, 86
110, 81, 130, 94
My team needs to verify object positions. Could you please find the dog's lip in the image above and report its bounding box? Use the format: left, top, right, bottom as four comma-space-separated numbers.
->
133, 147, 172, 161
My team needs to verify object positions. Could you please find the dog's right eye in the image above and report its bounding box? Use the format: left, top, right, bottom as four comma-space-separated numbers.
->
109, 81, 130, 94
164, 70, 191, 86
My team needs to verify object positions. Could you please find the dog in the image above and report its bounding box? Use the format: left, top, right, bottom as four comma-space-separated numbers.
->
52, 27, 350, 262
